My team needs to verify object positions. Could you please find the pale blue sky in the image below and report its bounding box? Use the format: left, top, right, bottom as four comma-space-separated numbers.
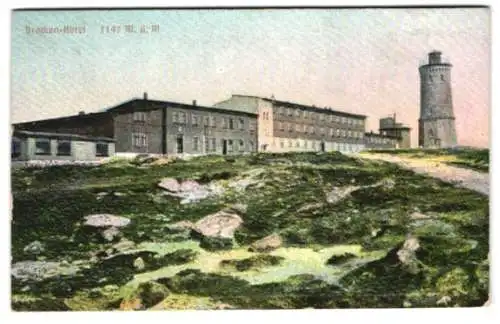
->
11, 8, 490, 147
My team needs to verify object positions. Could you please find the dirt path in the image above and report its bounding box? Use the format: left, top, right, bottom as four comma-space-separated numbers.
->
353, 153, 489, 196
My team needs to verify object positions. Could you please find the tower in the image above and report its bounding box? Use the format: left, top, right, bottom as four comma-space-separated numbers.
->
418, 51, 457, 148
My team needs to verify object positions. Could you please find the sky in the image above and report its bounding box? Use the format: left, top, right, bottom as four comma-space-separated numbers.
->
10, 8, 490, 148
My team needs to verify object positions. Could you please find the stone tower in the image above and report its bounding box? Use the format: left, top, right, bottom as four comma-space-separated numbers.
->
418, 51, 457, 148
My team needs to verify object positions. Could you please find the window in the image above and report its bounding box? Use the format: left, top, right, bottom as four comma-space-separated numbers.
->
249, 141, 254, 151
227, 140, 233, 152
96, 142, 109, 157
336, 129, 340, 137
179, 112, 186, 124
304, 141, 308, 149
329, 115, 334, 122
320, 114, 325, 121
320, 127, 325, 135
347, 118, 352, 125
311, 112, 316, 120
279, 122, 284, 131
312, 141, 316, 149
295, 109, 300, 117
330, 129, 334, 137
288, 123, 293, 132
222, 117, 227, 129
133, 111, 146, 122
239, 140, 245, 151
229, 118, 234, 130
342, 130, 346, 137
193, 137, 200, 151
287, 108, 292, 116
204, 116, 210, 127
205, 137, 210, 152
210, 138, 216, 151
295, 124, 301, 132
288, 140, 292, 148
132, 133, 148, 147
304, 111, 308, 119
248, 120, 256, 133
295, 141, 300, 148
239, 118, 245, 130
348, 130, 352, 137
280, 107, 285, 116
192, 114, 200, 127
11, 138, 21, 158
309, 126, 315, 134
35, 138, 51, 155
57, 140, 71, 156
342, 117, 347, 124
210, 116, 216, 128
441, 74, 444, 81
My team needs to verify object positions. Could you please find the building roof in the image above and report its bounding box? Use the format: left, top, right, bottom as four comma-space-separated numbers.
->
13, 111, 110, 127
107, 98, 259, 117
379, 125, 412, 130
13, 130, 115, 142
224, 94, 368, 119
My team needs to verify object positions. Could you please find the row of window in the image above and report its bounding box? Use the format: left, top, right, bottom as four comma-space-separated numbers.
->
272, 139, 364, 152
368, 137, 396, 145
277, 122, 364, 139
172, 111, 256, 132
276, 107, 364, 125
193, 137, 255, 153
34, 138, 109, 157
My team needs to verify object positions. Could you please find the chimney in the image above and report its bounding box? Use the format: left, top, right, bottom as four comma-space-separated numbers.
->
192, 100, 197, 106
78, 111, 85, 115
143, 92, 148, 100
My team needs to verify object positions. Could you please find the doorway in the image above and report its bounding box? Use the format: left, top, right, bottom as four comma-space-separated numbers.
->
176, 135, 184, 154
320, 141, 326, 152
222, 139, 228, 155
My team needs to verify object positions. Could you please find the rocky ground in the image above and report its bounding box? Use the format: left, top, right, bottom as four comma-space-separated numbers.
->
10, 151, 489, 311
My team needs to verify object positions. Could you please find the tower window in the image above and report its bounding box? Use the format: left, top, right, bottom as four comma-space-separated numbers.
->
441, 74, 444, 81
429, 75, 433, 82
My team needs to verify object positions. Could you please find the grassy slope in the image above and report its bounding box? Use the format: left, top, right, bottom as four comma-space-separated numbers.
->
11, 152, 489, 310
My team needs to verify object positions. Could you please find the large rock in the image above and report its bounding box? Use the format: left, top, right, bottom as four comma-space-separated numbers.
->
83, 214, 131, 228
180, 180, 203, 192
11, 261, 80, 281
193, 210, 243, 239
158, 178, 181, 192
102, 226, 121, 242
249, 233, 283, 252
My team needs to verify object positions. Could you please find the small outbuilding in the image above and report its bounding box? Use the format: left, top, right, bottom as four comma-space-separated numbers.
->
11, 130, 115, 161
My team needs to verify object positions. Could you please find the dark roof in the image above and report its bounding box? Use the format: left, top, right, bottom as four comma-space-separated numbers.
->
107, 98, 258, 117
13, 111, 110, 126
259, 97, 367, 119
13, 130, 115, 142
379, 125, 412, 130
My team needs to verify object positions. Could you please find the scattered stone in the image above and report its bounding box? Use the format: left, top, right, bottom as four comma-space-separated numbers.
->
23, 240, 45, 256
158, 178, 181, 192
297, 202, 324, 213
11, 261, 79, 281
193, 210, 243, 239
249, 233, 283, 252
133, 257, 146, 271
396, 235, 421, 274
101, 226, 121, 242
83, 214, 131, 228
325, 186, 359, 204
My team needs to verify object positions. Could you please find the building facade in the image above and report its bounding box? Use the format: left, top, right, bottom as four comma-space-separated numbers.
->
215, 95, 368, 153
418, 51, 458, 148
12, 130, 115, 161
364, 131, 400, 150
12, 94, 259, 158
379, 116, 411, 149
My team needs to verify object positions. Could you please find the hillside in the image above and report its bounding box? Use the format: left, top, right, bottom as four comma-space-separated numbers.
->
11, 152, 489, 310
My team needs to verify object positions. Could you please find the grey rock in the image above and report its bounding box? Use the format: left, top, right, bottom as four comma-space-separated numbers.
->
83, 214, 131, 228
158, 178, 181, 192
23, 240, 45, 255
11, 261, 79, 281
193, 210, 243, 239
133, 257, 146, 271
397, 235, 421, 274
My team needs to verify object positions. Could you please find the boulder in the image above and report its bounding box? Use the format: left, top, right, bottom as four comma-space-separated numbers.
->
193, 210, 243, 239
180, 180, 203, 192
11, 261, 79, 281
23, 240, 45, 256
133, 257, 146, 271
158, 178, 181, 192
83, 214, 131, 228
249, 233, 283, 252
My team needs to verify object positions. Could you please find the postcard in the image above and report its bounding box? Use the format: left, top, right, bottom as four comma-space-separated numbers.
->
10, 7, 490, 311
